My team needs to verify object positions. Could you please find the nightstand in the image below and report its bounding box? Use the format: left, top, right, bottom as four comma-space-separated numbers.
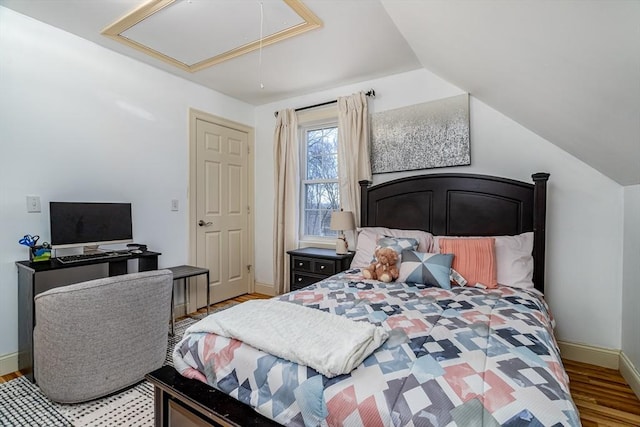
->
287, 247, 355, 291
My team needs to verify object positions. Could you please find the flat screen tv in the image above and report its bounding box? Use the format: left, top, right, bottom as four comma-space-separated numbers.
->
49, 202, 133, 249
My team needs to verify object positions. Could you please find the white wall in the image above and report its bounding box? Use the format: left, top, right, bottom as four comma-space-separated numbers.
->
0, 8, 254, 359
255, 68, 624, 350
622, 185, 640, 368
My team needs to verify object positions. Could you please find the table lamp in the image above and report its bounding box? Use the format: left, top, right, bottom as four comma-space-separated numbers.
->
330, 210, 355, 254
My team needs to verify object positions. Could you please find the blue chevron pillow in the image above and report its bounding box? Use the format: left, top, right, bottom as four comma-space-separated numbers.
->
375, 236, 419, 259
398, 250, 454, 289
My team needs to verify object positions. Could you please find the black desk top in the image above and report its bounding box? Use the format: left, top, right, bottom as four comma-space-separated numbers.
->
16, 251, 161, 272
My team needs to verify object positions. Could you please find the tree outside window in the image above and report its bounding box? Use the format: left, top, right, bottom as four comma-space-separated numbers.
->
301, 124, 339, 239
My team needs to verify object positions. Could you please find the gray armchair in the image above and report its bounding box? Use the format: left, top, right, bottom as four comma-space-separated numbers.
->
33, 269, 173, 403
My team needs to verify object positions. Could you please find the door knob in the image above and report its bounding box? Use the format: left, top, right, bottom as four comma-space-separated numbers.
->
198, 220, 213, 227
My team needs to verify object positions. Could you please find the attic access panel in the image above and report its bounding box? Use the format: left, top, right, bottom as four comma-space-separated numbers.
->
102, 0, 322, 72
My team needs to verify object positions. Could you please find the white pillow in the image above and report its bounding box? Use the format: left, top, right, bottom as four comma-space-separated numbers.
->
350, 227, 433, 268
431, 232, 534, 289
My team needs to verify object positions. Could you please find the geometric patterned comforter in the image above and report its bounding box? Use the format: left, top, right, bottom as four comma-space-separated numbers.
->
173, 270, 580, 426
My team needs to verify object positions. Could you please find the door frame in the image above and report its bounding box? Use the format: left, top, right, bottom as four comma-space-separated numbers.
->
188, 108, 256, 306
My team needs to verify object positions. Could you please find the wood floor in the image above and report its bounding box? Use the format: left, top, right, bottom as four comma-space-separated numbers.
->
564, 359, 640, 426
2, 292, 639, 427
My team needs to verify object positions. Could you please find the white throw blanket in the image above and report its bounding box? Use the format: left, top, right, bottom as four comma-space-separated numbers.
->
184, 299, 389, 378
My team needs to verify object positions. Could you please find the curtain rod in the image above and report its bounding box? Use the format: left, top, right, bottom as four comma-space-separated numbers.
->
274, 89, 375, 118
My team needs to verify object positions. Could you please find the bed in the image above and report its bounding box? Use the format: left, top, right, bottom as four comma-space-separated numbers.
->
169, 172, 580, 426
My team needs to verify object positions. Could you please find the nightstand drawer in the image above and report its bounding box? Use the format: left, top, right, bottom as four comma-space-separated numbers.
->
314, 260, 335, 275
291, 257, 312, 272
291, 273, 318, 290
287, 248, 355, 292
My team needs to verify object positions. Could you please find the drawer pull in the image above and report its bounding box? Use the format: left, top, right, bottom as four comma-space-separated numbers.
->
297, 277, 302, 282
320, 265, 325, 269
298, 262, 303, 266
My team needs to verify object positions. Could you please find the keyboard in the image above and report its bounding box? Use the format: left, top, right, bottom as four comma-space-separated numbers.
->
56, 252, 130, 264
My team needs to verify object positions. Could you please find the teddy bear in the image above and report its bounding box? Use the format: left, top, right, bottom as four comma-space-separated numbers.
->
362, 247, 400, 282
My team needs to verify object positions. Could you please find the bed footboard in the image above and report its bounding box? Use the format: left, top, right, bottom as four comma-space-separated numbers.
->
146, 366, 280, 427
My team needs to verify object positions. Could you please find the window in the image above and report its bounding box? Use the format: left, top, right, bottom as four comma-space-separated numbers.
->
300, 122, 340, 240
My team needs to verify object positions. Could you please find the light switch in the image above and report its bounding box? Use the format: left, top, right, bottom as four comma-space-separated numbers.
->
171, 199, 179, 211
26, 196, 41, 213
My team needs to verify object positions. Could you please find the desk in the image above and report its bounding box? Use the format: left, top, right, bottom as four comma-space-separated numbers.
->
16, 251, 161, 382
166, 265, 210, 336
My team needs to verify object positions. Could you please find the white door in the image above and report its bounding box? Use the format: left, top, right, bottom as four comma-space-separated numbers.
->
191, 112, 253, 307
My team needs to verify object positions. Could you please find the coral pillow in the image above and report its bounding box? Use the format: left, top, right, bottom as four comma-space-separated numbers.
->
432, 233, 534, 289
439, 238, 497, 289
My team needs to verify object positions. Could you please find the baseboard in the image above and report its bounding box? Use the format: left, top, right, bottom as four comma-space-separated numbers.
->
0, 352, 18, 376
254, 281, 275, 296
174, 303, 188, 318
619, 351, 640, 399
557, 340, 620, 369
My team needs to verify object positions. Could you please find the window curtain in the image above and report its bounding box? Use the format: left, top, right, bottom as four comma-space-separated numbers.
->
337, 91, 371, 230
273, 109, 299, 294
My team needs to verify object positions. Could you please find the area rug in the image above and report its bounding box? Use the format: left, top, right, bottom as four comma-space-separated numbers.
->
0, 303, 238, 427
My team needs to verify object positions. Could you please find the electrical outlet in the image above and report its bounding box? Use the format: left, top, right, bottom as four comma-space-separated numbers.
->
26, 195, 41, 213
171, 199, 179, 211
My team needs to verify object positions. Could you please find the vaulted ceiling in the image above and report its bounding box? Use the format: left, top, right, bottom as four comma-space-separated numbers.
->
382, 0, 640, 186
2, 0, 638, 185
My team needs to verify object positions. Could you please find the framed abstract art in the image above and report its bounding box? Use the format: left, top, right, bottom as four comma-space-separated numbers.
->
371, 93, 470, 174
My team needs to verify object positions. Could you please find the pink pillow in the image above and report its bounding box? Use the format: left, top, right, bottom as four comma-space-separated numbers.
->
439, 238, 497, 289
432, 233, 534, 289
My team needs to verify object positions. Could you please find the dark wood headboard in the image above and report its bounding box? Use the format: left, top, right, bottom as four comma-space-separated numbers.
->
359, 173, 550, 293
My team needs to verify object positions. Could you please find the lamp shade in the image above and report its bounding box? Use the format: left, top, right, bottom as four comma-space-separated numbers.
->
330, 210, 355, 232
